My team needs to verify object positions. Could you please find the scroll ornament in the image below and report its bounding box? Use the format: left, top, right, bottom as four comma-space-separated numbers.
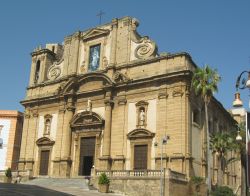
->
48, 64, 61, 80
134, 37, 157, 59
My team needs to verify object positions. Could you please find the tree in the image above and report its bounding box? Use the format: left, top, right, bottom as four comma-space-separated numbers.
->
230, 122, 246, 196
192, 65, 221, 193
210, 132, 234, 185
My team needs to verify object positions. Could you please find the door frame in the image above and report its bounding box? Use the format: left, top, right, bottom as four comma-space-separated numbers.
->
130, 139, 152, 170
71, 131, 101, 177
78, 137, 96, 176
37, 147, 52, 176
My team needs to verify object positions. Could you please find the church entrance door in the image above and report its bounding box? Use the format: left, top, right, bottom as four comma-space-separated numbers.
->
39, 150, 50, 175
79, 137, 95, 176
134, 145, 148, 169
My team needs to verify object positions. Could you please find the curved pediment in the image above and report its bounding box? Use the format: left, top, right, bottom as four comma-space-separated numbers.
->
127, 128, 155, 140
78, 73, 114, 92
59, 73, 113, 95
36, 137, 55, 146
70, 111, 104, 130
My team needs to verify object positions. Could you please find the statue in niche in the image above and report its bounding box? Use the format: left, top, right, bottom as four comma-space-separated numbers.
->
139, 109, 145, 126
44, 119, 51, 135
87, 99, 92, 112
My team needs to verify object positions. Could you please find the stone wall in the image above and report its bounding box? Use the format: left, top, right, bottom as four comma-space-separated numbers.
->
92, 169, 197, 196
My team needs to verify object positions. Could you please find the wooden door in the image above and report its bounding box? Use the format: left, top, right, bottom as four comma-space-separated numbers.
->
79, 137, 95, 176
39, 150, 50, 175
134, 145, 148, 170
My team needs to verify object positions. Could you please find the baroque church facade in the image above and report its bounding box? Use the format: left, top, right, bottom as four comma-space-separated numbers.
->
18, 16, 239, 187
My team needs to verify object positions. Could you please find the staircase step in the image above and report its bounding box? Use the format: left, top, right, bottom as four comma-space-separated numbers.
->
22, 178, 89, 190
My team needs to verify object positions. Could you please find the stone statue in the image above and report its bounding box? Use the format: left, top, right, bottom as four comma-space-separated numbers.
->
87, 99, 92, 112
139, 109, 145, 125
44, 119, 51, 134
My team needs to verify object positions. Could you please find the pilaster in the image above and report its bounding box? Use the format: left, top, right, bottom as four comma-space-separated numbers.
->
100, 97, 113, 170
110, 18, 118, 66
59, 96, 75, 177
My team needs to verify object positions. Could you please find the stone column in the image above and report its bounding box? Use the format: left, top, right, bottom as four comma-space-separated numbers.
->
100, 99, 113, 170
60, 97, 75, 177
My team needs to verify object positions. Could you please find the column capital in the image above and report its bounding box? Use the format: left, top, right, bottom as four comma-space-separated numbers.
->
66, 106, 75, 112
104, 99, 114, 107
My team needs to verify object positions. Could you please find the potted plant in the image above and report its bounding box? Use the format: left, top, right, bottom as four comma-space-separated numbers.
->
4, 168, 12, 183
98, 172, 110, 193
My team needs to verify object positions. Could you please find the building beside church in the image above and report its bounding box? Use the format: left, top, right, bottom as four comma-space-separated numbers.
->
18, 16, 240, 194
0, 110, 23, 170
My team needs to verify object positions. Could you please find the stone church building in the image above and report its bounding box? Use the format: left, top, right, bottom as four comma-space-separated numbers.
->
18, 16, 239, 193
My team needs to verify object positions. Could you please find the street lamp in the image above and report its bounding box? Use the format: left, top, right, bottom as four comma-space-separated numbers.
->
233, 70, 250, 196
236, 126, 243, 141
160, 135, 170, 196
233, 71, 250, 107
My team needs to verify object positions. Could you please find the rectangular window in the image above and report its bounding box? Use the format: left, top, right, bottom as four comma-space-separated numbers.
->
88, 44, 101, 72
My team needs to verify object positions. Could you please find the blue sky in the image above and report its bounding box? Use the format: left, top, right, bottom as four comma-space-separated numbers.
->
0, 0, 249, 112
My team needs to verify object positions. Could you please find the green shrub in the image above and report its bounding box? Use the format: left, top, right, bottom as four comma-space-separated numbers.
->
190, 176, 204, 184
5, 168, 12, 178
98, 173, 110, 185
211, 186, 235, 196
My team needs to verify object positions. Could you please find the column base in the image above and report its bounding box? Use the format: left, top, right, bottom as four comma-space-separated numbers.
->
99, 156, 112, 170
18, 158, 26, 171
59, 158, 72, 177
111, 156, 125, 170
25, 158, 34, 170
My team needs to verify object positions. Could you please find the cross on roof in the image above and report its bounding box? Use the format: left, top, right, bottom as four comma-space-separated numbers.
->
96, 10, 105, 25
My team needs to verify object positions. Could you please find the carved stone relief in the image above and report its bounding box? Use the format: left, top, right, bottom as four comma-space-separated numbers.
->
80, 61, 86, 73
102, 56, 108, 68
47, 62, 62, 80
172, 87, 184, 97
113, 72, 130, 83
131, 18, 158, 60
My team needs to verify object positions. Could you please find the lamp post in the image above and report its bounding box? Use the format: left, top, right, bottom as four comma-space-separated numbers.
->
160, 135, 169, 196
233, 70, 250, 196
233, 71, 250, 107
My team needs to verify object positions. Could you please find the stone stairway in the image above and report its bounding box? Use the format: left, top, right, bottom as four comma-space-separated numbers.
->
22, 178, 89, 190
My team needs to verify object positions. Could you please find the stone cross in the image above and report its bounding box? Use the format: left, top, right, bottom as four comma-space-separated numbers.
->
96, 10, 105, 25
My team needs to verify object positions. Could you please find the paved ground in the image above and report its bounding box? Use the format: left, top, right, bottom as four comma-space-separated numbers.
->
0, 183, 123, 196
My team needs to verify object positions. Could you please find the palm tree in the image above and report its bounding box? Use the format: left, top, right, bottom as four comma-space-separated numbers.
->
192, 65, 221, 193
210, 132, 234, 185
230, 122, 246, 196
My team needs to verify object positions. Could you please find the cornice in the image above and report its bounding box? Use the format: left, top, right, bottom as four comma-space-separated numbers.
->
21, 70, 191, 107
115, 52, 197, 70
31, 48, 55, 57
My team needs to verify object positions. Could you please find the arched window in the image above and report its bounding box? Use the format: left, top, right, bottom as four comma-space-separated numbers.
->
34, 60, 40, 83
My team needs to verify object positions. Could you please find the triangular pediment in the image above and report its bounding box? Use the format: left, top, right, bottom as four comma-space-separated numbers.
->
127, 128, 155, 140
82, 28, 110, 41
36, 137, 55, 146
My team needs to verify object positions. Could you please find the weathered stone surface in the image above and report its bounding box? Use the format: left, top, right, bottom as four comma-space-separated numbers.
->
18, 16, 240, 195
